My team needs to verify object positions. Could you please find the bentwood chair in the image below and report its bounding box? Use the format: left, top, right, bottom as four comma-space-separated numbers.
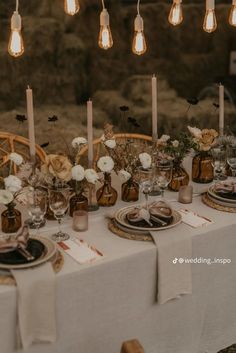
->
77, 133, 153, 169
0, 131, 46, 176
120, 339, 146, 353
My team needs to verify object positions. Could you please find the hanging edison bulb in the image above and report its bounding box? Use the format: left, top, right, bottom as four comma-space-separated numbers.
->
229, 0, 236, 26
203, 0, 217, 33
168, 0, 183, 26
8, 11, 24, 58
98, 8, 113, 50
132, 14, 147, 55
64, 0, 80, 16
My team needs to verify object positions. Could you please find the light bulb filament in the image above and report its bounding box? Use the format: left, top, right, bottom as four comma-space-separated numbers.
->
168, 2, 183, 26
64, 0, 80, 16
229, 4, 236, 26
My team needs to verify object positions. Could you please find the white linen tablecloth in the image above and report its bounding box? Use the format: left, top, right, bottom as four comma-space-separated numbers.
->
0, 189, 236, 353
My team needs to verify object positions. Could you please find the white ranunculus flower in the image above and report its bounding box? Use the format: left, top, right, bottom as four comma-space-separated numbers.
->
97, 156, 114, 173
139, 153, 152, 169
9, 152, 23, 166
118, 170, 131, 183
0, 190, 14, 205
158, 134, 170, 143
4, 175, 22, 193
188, 126, 202, 139
71, 165, 85, 181
172, 140, 179, 148
104, 139, 116, 149
84, 169, 99, 184
72, 137, 87, 149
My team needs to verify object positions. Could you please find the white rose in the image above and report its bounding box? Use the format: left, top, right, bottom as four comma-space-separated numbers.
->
104, 139, 116, 149
84, 169, 99, 184
118, 170, 131, 183
188, 126, 202, 139
97, 156, 114, 173
0, 190, 14, 205
71, 165, 85, 181
139, 153, 152, 170
72, 137, 87, 149
9, 152, 23, 166
4, 175, 22, 193
172, 140, 179, 148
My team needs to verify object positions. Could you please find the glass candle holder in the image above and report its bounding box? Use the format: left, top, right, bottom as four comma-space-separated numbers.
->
178, 185, 193, 204
73, 210, 88, 232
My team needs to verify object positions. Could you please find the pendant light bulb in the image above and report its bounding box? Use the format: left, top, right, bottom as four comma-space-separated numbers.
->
168, 0, 183, 26
64, 0, 80, 16
203, 0, 217, 33
229, 0, 236, 26
132, 1, 147, 56
98, 7, 113, 50
8, 9, 24, 58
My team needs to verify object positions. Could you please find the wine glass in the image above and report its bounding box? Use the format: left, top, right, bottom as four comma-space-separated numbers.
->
48, 187, 70, 241
227, 145, 236, 177
137, 167, 153, 209
211, 146, 227, 180
156, 161, 173, 198
27, 189, 47, 236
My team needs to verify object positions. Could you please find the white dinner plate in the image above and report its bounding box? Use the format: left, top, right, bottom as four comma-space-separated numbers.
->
208, 185, 236, 205
114, 206, 182, 232
207, 193, 236, 208
0, 236, 57, 270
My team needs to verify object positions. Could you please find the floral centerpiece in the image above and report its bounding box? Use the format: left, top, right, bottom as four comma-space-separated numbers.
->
101, 124, 152, 202
40, 137, 99, 216
160, 133, 194, 191
188, 126, 218, 183
0, 153, 24, 233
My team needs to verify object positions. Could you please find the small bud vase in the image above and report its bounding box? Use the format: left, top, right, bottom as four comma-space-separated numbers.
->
192, 152, 214, 183
169, 161, 189, 192
1, 202, 22, 234
96, 173, 117, 207
121, 178, 139, 202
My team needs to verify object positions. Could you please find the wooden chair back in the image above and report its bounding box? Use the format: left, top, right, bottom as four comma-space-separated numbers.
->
78, 133, 153, 169
0, 131, 46, 175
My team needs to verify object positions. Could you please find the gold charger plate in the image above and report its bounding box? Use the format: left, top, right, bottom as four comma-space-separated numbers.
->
0, 236, 57, 270
114, 206, 182, 232
108, 219, 153, 242
202, 193, 236, 213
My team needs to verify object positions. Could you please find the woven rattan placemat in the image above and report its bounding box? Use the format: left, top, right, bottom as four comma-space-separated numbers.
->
202, 193, 236, 213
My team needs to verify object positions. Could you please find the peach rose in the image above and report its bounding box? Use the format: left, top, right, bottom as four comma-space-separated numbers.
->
199, 129, 218, 151
42, 154, 72, 182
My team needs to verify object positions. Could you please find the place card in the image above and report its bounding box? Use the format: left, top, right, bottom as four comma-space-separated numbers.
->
178, 209, 213, 228
58, 239, 103, 264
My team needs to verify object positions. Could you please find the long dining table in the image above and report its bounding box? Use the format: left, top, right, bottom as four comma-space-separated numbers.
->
0, 181, 236, 353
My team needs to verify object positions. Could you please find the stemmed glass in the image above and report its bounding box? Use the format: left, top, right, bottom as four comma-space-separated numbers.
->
227, 145, 236, 178
156, 161, 173, 198
137, 167, 153, 209
27, 189, 47, 236
48, 187, 70, 241
211, 146, 227, 180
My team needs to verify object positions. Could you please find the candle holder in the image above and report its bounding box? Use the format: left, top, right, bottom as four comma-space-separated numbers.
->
178, 185, 193, 204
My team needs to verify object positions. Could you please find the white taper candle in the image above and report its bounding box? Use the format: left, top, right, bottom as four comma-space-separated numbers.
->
219, 83, 224, 136
152, 74, 158, 141
87, 99, 94, 167
26, 86, 36, 160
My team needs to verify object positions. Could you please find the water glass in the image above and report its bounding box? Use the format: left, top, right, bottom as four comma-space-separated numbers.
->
156, 161, 173, 198
211, 146, 227, 180
227, 145, 236, 177
49, 187, 70, 241
27, 189, 47, 236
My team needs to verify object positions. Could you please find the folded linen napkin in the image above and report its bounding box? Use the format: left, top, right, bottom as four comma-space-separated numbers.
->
0, 225, 29, 253
214, 180, 236, 194
11, 262, 56, 349
150, 220, 192, 304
